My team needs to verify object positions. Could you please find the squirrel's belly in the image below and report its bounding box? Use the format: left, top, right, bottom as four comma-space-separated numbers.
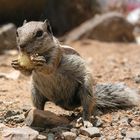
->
32, 71, 81, 109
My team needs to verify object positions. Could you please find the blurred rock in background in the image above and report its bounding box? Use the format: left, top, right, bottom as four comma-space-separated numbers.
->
64, 12, 135, 43
127, 8, 140, 26
0, 24, 16, 53
98, 0, 140, 14
127, 8, 140, 44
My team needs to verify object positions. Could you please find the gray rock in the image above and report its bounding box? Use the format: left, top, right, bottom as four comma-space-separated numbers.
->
4, 110, 21, 118
0, 117, 4, 123
5, 114, 24, 123
121, 128, 127, 136
65, 12, 135, 43
93, 117, 103, 127
76, 135, 91, 140
112, 114, 120, 123
118, 134, 124, 139
107, 136, 116, 140
0, 123, 7, 131
62, 131, 77, 140
47, 133, 55, 140
2, 126, 39, 140
118, 116, 132, 126
0, 71, 20, 80
71, 128, 79, 135
130, 119, 140, 127
37, 134, 47, 140
4, 110, 24, 124
132, 107, 140, 114
80, 127, 101, 138
126, 131, 140, 139
0, 24, 16, 52
123, 138, 131, 140
99, 136, 106, 140
134, 75, 140, 84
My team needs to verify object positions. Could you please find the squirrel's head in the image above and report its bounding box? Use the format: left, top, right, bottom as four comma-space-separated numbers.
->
16, 20, 55, 54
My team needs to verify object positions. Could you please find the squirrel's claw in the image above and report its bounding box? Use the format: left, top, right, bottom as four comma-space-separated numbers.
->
11, 60, 20, 69
32, 56, 46, 67
11, 60, 23, 70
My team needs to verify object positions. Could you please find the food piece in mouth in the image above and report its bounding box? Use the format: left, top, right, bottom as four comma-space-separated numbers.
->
18, 51, 34, 70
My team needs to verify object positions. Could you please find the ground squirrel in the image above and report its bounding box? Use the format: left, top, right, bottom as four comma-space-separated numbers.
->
12, 20, 139, 127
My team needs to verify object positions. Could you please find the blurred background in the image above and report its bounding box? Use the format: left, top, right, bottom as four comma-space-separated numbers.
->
0, 0, 99, 36
0, 0, 140, 51
0, 0, 140, 35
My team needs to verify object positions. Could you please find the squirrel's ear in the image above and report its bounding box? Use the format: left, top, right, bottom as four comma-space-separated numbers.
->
43, 19, 53, 35
23, 20, 27, 25
43, 19, 49, 24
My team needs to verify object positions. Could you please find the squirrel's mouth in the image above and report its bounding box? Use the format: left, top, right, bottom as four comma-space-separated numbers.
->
20, 45, 37, 54
17, 43, 37, 54
18, 47, 34, 55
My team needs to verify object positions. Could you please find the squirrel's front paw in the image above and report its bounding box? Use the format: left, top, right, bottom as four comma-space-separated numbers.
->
32, 56, 46, 67
11, 60, 23, 70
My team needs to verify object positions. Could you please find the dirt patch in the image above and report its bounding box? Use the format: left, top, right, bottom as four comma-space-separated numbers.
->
0, 40, 140, 139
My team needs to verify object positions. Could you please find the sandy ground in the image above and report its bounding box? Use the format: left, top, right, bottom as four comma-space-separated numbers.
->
0, 40, 140, 138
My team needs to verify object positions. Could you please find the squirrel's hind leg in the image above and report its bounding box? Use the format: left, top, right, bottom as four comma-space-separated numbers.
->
79, 84, 96, 127
31, 85, 48, 110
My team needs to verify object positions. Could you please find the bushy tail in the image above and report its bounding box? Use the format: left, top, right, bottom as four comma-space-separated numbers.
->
95, 83, 140, 110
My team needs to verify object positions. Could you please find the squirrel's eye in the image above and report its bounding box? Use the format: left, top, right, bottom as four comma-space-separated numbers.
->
35, 30, 43, 38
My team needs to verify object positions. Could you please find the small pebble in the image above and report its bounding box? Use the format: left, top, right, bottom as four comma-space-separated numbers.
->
80, 127, 101, 138
62, 131, 77, 140
4, 110, 21, 118
121, 128, 127, 136
4, 114, 24, 123
134, 75, 140, 83
71, 128, 79, 135
126, 131, 140, 139
2, 126, 39, 140
93, 117, 103, 127
37, 134, 47, 140
47, 133, 55, 140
